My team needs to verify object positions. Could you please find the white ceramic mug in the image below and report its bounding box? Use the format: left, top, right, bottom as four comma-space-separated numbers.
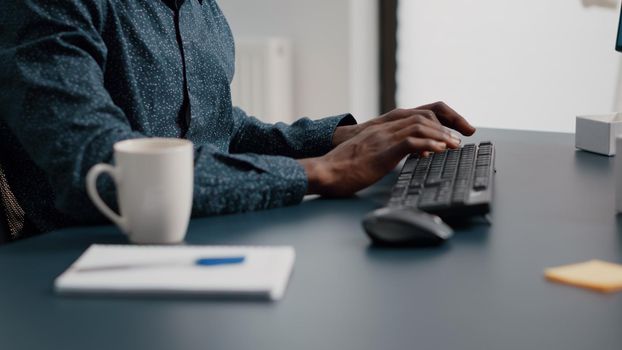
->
86, 138, 194, 244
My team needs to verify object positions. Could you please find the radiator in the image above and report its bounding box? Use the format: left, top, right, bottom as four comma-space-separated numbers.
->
230, 38, 294, 123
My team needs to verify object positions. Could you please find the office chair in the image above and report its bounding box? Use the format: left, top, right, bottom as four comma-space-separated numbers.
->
0, 162, 25, 244
0, 201, 7, 244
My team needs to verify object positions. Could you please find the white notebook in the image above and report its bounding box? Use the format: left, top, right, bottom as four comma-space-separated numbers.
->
54, 244, 295, 301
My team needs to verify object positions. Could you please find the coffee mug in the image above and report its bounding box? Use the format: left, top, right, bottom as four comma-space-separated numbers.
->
86, 138, 194, 244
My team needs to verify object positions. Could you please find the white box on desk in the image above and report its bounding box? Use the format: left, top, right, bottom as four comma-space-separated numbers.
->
575, 114, 622, 156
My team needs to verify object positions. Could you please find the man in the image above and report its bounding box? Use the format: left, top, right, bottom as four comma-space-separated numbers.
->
0, 0, 475, 236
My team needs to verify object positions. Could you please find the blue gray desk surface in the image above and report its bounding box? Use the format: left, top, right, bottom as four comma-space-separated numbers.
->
1, 128, 621, 350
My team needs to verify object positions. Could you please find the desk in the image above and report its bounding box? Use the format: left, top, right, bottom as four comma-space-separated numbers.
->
1, 129, 621, 350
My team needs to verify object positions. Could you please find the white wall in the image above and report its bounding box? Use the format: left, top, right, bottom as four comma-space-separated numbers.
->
349, 0, 380, 121
218, 0, 378, 121
397, 1, 621, 133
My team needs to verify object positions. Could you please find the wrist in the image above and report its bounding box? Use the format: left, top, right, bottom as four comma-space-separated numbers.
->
332, 124, 359, 146
298, 157, 334, 195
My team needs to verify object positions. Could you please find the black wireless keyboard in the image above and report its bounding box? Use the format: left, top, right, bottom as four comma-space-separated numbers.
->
387, 142, 495, 218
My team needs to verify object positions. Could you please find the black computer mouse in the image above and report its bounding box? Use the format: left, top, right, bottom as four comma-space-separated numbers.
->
362, 207, 453, 246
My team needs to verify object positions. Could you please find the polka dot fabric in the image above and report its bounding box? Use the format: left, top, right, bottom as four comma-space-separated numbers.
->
0, 0, 356, 233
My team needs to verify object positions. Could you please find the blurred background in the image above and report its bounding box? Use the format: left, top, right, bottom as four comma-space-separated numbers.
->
220, 0, 379, 123
221, 0, 622, 132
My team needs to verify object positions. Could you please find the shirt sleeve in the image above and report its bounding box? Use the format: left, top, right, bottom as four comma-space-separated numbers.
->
0, 1, 308, 222
192, 144, 307, 215
229, 107, 357, 158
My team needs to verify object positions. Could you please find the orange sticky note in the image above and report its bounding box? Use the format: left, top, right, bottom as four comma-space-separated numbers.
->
544, 260, 622, 293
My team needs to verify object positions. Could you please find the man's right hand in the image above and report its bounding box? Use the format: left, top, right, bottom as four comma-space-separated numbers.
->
299, 108, 473, 197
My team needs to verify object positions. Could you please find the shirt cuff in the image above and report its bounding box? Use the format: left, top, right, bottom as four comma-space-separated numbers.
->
309, 113, 357, 156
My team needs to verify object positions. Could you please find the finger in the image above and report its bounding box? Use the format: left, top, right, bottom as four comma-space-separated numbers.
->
418, 101, 476, 136
379, 108, 414, 122
396, 123, 460, 149
390, 137, 447, 158
385, 116, 456, 147
385, 114, 446, 134
411, 114, 447, 133
411, 109, 441, 125
383, 108, 442, 126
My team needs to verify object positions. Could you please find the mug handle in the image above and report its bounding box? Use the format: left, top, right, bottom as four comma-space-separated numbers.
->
86, 164, 128, 234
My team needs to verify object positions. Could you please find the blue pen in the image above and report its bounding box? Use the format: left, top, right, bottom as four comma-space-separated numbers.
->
76, 256, 246, 272
195, 256, 245, 266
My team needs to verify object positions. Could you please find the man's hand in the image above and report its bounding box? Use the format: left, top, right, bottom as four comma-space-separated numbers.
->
300, 106, 476, 197
332, 101, 476, 146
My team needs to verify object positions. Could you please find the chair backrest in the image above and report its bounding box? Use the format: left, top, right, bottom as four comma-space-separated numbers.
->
0, 162, 25, 243
0, 199, 8, 244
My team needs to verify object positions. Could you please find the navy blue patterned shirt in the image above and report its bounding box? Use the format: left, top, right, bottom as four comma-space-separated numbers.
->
0, 0, 355, 233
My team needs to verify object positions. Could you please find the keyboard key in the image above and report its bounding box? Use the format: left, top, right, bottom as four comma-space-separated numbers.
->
405, 195, 419, 206
425, 177, 442, 186
391, 186, 407, 198
401, 157, 418, 174
407, 187, 421, 195
473, 176, 489, 190
388, 198, 403, 207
